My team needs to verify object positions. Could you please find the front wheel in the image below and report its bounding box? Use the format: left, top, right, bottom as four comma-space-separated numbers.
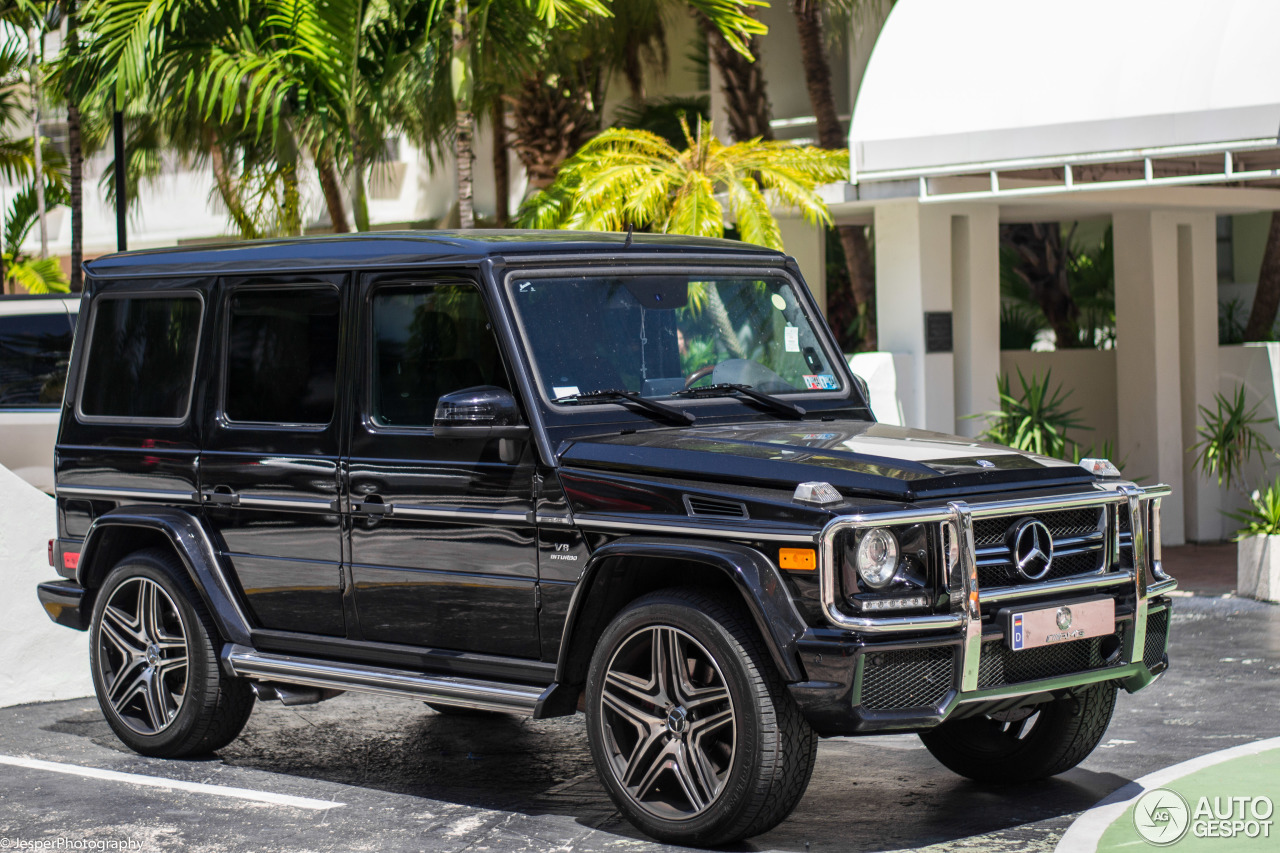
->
919, 681, 1118, 783
585, 589, 816, 846
89, 549, 255, 758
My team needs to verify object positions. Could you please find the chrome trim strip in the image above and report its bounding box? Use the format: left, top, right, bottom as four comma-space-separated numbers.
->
952, 662, 1147, 705
576, 514, 818, 543
391, 505, 530, 523
223, 645, 544, 714
1122, 486, 1149, 665
535, 514, 575, 526
237, 494, 337, 511
56, 485, 198, 503
978, 570, 1132, 603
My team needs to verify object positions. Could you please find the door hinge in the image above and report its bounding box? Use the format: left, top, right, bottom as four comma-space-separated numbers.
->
534, 583, 542, 611
532, 473, 544, 500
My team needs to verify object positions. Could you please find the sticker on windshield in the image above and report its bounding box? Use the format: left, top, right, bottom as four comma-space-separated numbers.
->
784, 326, 800, 352
771, 293, 787, 311
803, 374, 838, 391
552, 385, 580, 399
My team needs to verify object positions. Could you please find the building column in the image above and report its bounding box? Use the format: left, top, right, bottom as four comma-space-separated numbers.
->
1113, 210, 1187, 545
1176, 214, 1222, 542
951, 207, 1001, 436
777, 217, 827, 319
873, 200, 955, 433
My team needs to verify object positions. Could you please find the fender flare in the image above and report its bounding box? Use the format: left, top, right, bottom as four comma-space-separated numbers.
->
76, 506, 253, 647
555, 537, 810, 685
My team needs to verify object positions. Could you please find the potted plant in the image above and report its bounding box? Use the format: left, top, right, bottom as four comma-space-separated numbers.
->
1190, 385, 1280, 603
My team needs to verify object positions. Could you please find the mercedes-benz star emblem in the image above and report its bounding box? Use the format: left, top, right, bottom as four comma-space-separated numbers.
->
1007, 518, 1054, 581
1056, 606, 1073, 630
975, 459, 996, 468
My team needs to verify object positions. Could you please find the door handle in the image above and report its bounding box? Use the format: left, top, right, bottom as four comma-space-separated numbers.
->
355, 494, 392, 516
203, 485, 240, 506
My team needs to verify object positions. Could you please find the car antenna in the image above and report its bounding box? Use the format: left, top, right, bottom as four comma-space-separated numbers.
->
623, 222, 634, 248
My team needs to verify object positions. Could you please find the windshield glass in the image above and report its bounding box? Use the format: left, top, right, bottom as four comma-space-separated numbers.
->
508, 272, 843, 403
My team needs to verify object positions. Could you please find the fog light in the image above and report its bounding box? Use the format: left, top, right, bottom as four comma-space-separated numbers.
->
862, 596, 930, 611
855, 528, 899, 588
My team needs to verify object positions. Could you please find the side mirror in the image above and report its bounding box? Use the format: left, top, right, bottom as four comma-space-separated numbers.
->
850, 373, 871, 408
433, 386, 530, 440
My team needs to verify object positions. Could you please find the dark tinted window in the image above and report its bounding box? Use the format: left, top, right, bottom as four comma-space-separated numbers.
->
225, 288, 340, 425
80, 296, 202, 419
371, 285, 508, 427
0, 311, 74, 407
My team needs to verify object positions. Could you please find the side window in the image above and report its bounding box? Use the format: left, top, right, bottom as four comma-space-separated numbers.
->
0, 312, 74, 407
224, 288, 340, 425
370, 284, 509, 427
80, 295, 202, 420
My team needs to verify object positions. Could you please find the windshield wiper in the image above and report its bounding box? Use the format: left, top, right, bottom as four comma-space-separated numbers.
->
554, 389, 696, 425
672, 383, 806, 420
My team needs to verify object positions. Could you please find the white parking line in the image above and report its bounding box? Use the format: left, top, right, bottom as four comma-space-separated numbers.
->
0, 755, 345, 811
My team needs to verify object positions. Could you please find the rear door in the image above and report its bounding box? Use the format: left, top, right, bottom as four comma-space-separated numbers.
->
344, 273, 540, 658
199, 275, 348, 637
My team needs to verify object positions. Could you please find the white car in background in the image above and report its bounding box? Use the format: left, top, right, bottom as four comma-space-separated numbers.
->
0, 294, 79, 493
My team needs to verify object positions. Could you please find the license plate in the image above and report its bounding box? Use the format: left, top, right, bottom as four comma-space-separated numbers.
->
999, 596, 1115, 651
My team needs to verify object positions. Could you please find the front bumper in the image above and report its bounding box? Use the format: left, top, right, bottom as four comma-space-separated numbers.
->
37, 579, 90, 631
790, 483, 1175, 736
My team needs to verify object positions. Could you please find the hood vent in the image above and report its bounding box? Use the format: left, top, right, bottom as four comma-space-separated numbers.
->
683, 494, 749, 519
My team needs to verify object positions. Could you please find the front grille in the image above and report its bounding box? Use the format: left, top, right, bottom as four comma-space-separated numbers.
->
860, 646, 954, 711
973, 506, 1107, 588
976, 624, 1127, 689
1144, 609, 1170, 669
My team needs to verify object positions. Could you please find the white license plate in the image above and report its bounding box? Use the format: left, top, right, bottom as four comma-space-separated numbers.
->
1000, 596, 1115, 651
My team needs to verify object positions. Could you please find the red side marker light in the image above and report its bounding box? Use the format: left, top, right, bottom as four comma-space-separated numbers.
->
48, 539, 55, 567
63, 552, 80, 571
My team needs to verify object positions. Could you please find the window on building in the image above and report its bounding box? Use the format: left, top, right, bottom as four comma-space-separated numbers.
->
224, 288, 340, 425
80, 295, 202, 420
1217, 215, 1235, 283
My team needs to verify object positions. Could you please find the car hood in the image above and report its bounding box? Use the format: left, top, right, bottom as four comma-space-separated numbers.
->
558, 420, 1096, 502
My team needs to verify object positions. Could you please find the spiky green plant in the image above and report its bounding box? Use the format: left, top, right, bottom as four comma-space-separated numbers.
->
975, 368, 1090, 459
1190, 385, 1274, 497
1227, 480, 1280, 540
517, 116, 848, 249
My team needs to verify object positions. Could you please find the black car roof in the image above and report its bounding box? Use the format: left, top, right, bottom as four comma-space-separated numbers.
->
84, 230, 784, 279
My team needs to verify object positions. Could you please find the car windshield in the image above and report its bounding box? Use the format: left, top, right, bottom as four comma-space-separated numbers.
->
508, 272, 843, 403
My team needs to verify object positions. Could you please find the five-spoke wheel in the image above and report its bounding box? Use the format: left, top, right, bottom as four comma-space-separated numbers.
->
585, 589, 817, 846
90, 549, 255, 757
95, 576, 190, 735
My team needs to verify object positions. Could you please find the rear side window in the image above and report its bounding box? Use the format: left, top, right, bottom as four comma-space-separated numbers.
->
0, 312, 74, 407
224, 288, 340, 425
80, 295, 202, 420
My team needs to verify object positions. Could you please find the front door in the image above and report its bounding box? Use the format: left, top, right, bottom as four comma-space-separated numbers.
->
200, 276, 347, 637
345, 274, 539, 658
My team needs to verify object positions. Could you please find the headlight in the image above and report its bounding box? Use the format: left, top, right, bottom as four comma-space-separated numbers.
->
855, 528, 899, 588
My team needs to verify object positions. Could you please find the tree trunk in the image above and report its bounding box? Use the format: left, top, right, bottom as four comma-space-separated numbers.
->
66, 0, 83, 291
508, 75, 597, 191
210, 145, 260, 239
491, 99, 509, 226
1003, 222, 1081, 348
793, 0, 876, 350
700, 15, 772, 142
313, 150, 349, 233
352, 146, 370, 231
1245, 211, 1280, 340
453, 0, 475, 229
28, 27, 47, 259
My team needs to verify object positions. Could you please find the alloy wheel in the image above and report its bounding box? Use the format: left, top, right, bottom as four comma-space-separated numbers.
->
95, 577, 190, 735
596, 625, 736, 820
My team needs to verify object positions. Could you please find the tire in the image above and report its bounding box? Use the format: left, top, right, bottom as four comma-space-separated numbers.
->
89, 548, 255, 758
919, 681, 1118, 783
584, 588, 817, 846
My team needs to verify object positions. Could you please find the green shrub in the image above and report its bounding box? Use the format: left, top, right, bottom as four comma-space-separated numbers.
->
1189, 385, 1273, 496
975, 368, 1090, 459
1227, 481, 1280, 540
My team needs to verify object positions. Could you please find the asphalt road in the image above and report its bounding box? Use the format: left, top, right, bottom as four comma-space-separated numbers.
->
0, 593, 1275, 853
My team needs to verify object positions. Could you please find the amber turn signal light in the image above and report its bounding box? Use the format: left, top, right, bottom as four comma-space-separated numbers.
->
779, 548, 816, 571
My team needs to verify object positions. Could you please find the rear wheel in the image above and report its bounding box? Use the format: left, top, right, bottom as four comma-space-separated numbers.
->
89, 549, 255, 757
585, 589, 816, 846
919, 682, 1118, 783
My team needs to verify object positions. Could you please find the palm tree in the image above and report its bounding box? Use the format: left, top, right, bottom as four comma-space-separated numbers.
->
4, 179, 70, 293
791, 0, 883, 349
518, 116, 847, 249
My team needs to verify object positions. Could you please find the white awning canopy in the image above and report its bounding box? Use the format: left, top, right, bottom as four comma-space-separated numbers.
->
849, 0, 1280, 199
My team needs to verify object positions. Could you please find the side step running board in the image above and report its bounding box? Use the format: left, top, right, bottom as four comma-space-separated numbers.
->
223, 644, 549, 715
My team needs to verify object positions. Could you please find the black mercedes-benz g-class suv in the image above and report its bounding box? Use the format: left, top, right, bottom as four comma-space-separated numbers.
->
36, 231, 1174, 846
